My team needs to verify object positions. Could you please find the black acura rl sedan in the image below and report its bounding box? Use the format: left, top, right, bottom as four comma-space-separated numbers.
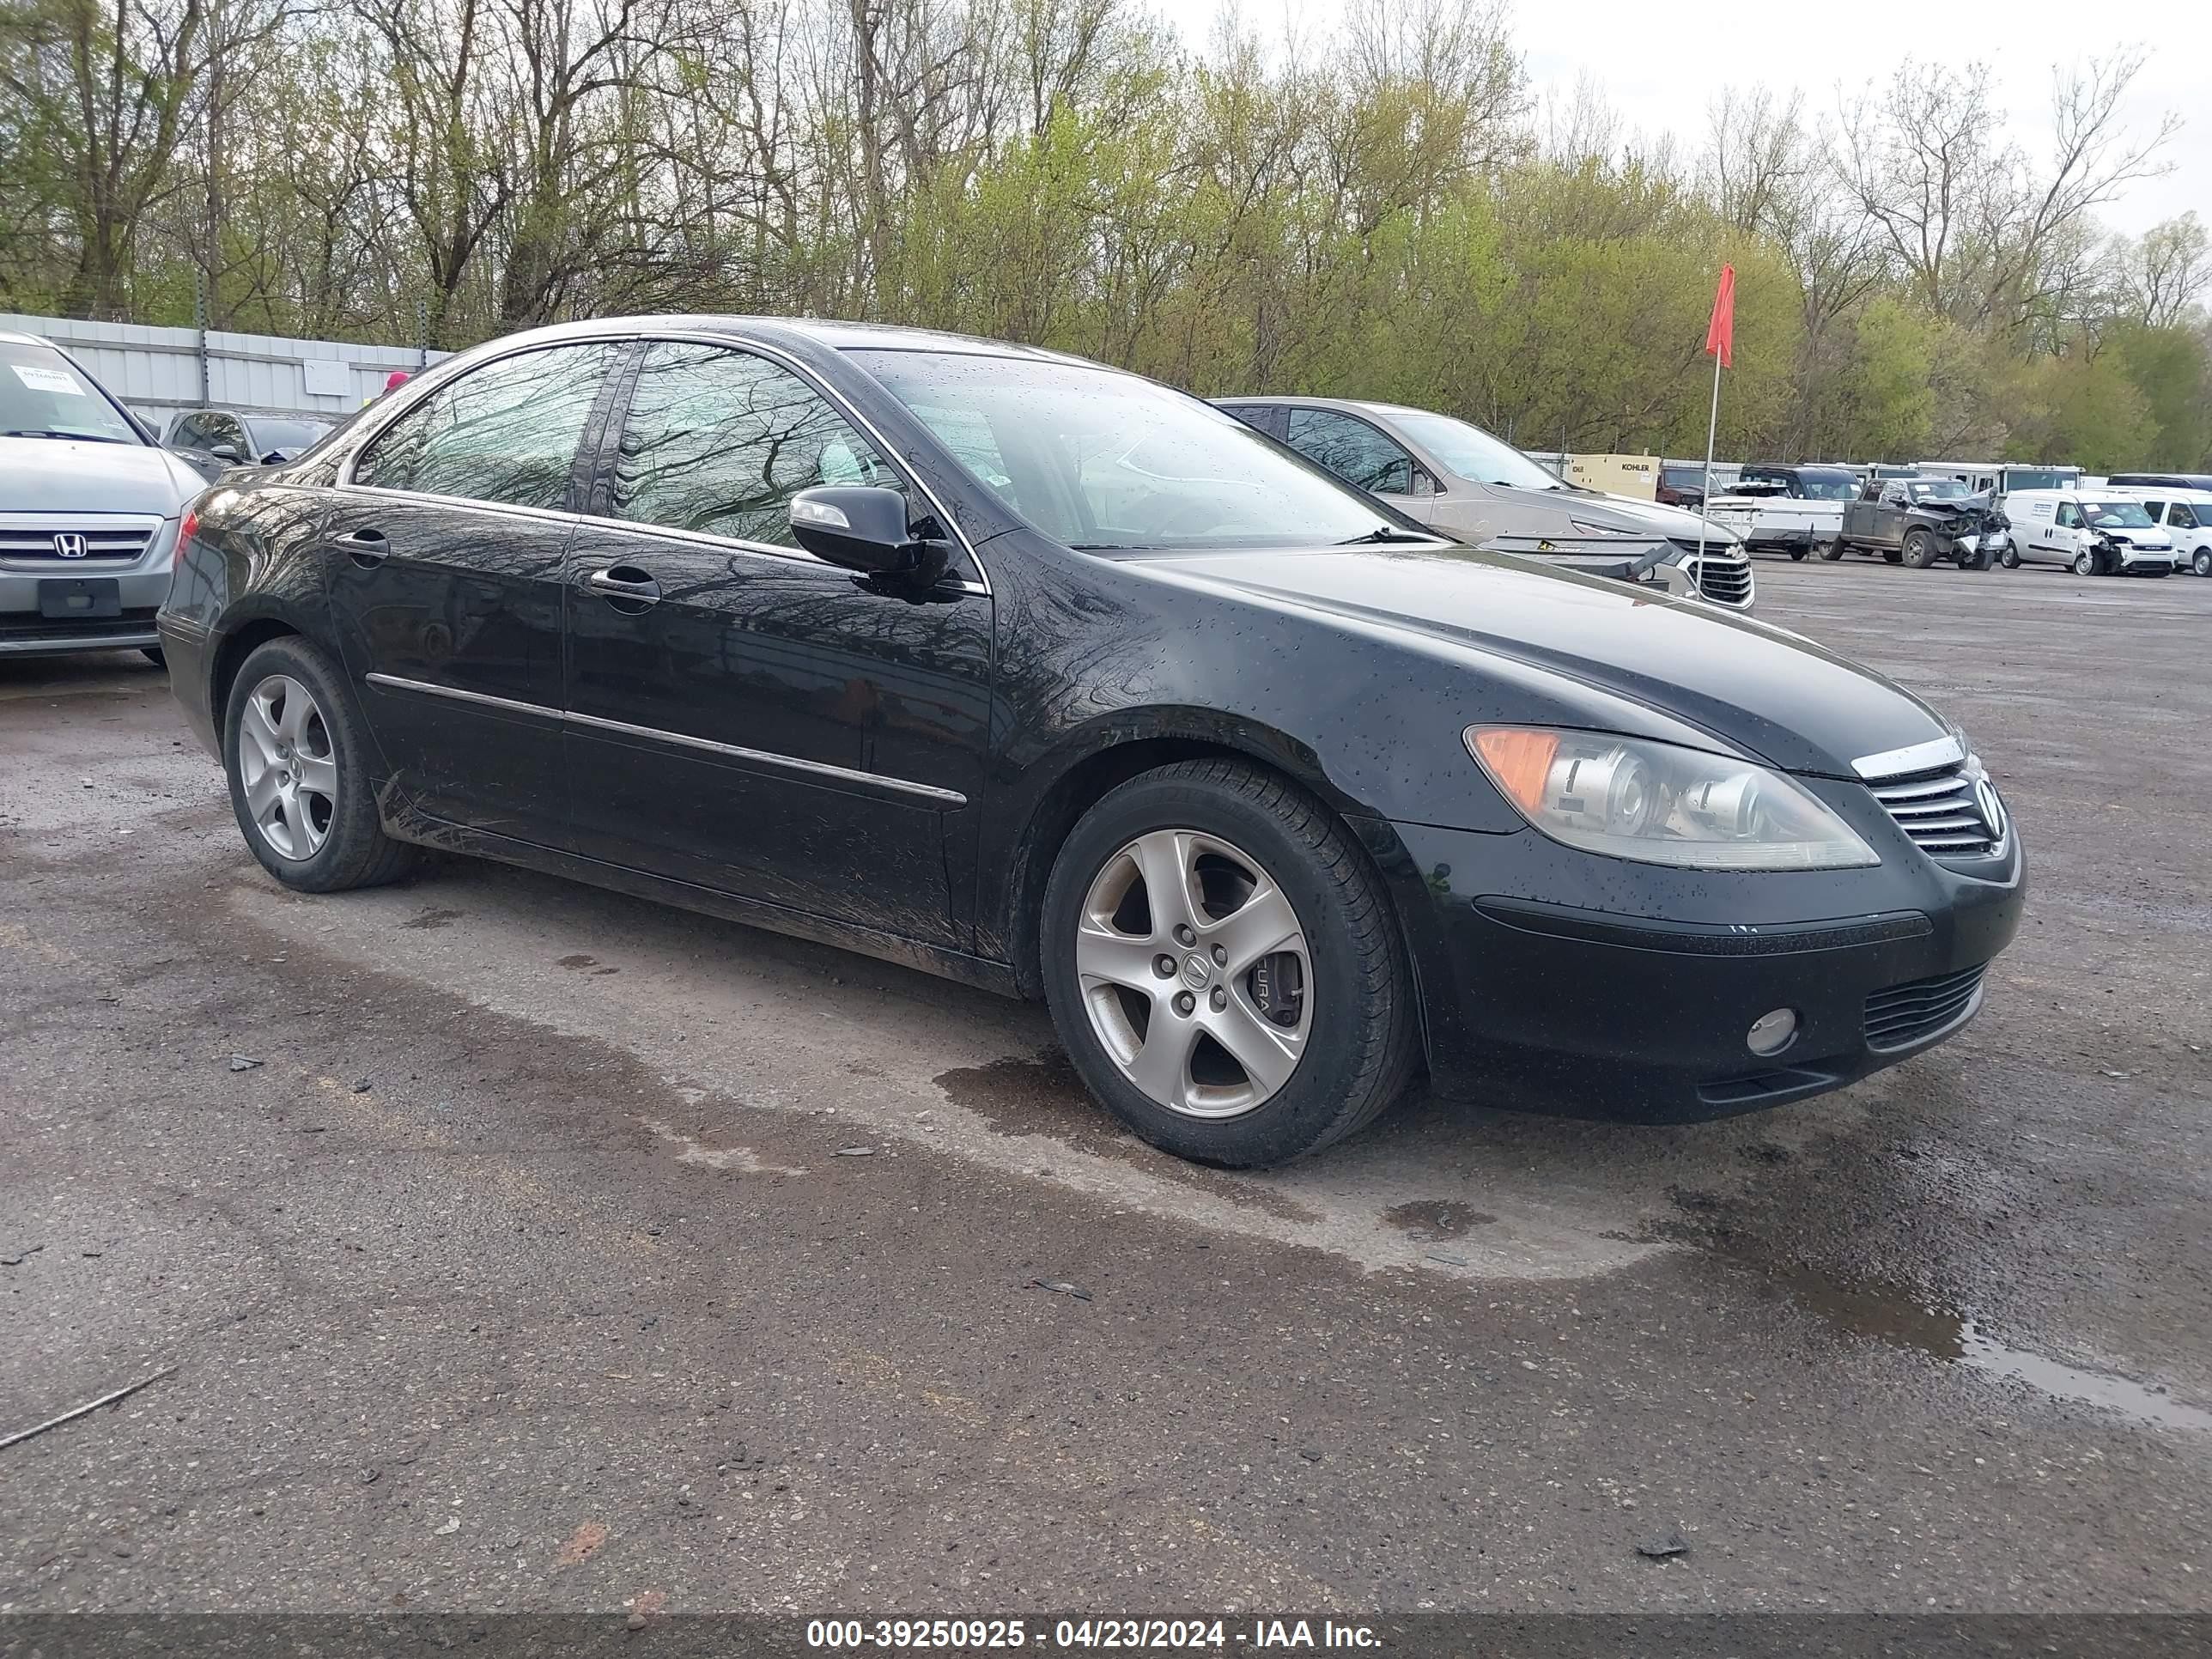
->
159, 318, 2024, 1167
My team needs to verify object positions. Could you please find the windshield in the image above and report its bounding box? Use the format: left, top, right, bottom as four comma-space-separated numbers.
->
248, 417, 331, 452
852, 351, 1434, 550
1793, 471, 1859, 500
1, 340, 142, 444
1907, 479, 1971, 501
1389, 410, 1565, 490
2081, 500, 2155, 528
2004, 469, 2068, 492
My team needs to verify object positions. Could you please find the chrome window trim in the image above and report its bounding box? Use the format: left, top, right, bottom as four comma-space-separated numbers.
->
561, 509, 989, 596
1852, 733, 1966, 781
363, 672, 968, 808
333, 326, 992, 597
334, 483, 584, 531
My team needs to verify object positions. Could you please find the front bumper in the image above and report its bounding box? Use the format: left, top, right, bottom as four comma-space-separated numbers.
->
1, 519, 178, 656
1360, 799, 2026, 1122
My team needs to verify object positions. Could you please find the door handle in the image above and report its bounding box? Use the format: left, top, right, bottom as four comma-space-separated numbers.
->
340, 527, 388, 568
587, 566, 661, 606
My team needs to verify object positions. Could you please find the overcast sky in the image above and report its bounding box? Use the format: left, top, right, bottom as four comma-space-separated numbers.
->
1183, 0, 2207, 238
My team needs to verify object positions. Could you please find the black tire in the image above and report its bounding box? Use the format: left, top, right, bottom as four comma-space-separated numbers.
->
2072, 548, 2100, 577
222, 635, 416, 893
1965, 544, 1993, 570
2195, 549, 2211, 578
1901, 528, 1938, 568
1881, 547, 1904, 564
1040, 759, 1416, 1168
1819, 538, 1845, 562
141, 646, 167, 668
2000, 540, 2021, 568
1788, 547, 1808, 561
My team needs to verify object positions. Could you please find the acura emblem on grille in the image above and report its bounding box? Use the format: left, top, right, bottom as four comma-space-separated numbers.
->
53, 532, 88, 559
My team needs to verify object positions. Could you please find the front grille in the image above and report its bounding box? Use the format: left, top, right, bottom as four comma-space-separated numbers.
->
1864, 963, 1987, 1051
1691, 556, 1755, 607
1868, 762, 2002, 858
0, 523, 155, 563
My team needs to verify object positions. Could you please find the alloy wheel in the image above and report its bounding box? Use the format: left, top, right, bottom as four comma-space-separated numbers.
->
237, 673, 337, 860
1073, 828, 1311, 1119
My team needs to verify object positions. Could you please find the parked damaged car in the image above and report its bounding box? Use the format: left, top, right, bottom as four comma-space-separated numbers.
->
1828, 476, 2006, 569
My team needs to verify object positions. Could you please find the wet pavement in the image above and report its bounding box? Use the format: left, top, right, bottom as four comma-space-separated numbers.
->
2, 558, 2208, 1612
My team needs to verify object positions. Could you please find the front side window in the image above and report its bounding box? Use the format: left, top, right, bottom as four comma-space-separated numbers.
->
1285, 409, 1419, 495
611, 343, 902, 547
1, 339, 141, 444
2057, 504, 2083, 529
2171, 504, 2200, 530
356, 343, 616, 509
853, 351, 1429, 550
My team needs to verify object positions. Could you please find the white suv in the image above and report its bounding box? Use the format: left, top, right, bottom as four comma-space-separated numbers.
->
2109, 489, 2212, 578
1998, 489, 2176, 577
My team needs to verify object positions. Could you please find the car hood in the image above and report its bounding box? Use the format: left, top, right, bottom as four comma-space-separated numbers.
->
1143, 544, 1952, 778
0, 435, 201, 513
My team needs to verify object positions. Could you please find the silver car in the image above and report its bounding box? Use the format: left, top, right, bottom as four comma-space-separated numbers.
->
2, 330, 200, 663
1218, 396, 1754, 611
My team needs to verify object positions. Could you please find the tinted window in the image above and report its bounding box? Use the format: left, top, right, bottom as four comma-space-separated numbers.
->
1285, 409, 1419, 495
249, 417, 331, 451
2172, 504, 2200, 530
357, 343, 615, 508
172, 413, 209, 447
611, 343, 902, 547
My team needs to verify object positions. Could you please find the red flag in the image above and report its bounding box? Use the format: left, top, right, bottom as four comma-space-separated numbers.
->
1705, 264, 1735, 369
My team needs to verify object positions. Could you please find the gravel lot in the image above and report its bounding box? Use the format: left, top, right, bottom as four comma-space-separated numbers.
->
2, 557, 2208, 1614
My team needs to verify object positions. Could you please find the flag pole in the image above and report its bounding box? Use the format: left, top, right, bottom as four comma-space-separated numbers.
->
1698, 346, 1722, 562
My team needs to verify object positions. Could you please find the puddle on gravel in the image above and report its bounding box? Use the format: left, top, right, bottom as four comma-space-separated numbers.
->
1382, 1200, 1498, 1237
1759, 1259, 2212, 1433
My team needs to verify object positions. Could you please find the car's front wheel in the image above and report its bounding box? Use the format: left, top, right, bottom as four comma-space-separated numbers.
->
2194, 548, 2211, 578
1901, 528, 1939, 568
1820, 538, 1845, 562
1041, 760, 1415, 1167
2000, 540, 2021, 568
2073, 548, 2100, 576
224, 636, 416, 892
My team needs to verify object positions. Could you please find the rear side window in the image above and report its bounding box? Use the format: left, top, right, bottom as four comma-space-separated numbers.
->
610, 343, 902, 547
356, 343, 616, 509
1285, 408, 1418, 495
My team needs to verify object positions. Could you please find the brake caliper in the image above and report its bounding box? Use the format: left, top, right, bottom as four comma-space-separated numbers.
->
1248, 952, 1305, 1028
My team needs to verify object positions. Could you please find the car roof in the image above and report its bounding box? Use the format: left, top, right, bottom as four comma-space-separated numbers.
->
490, 313, 1100, 367
1214, 394, 1426, 418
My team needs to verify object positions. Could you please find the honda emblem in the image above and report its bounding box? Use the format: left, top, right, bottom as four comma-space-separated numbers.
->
53, 532, 88, 559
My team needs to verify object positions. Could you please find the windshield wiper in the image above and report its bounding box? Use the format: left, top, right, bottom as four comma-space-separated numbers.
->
1335, 526, 1437, 545
1066, 542, 1140, 550
3, 428, 132, 444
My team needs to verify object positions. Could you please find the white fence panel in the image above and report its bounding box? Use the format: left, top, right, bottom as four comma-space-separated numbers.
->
1, 312, 450, 433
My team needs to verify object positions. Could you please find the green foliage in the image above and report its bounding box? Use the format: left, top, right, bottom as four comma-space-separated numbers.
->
0, 0, 2199, 469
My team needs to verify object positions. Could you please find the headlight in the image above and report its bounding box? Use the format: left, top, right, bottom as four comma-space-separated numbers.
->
1465, 726, 1880, 870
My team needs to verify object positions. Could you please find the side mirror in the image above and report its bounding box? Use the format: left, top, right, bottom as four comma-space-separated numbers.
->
209, 443, 240, 461
789, 486, 945, 581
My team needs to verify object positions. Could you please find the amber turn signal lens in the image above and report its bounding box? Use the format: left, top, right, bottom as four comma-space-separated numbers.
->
1468, 727, 1559, 815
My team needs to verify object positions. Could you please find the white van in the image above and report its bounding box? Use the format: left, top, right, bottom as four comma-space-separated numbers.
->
2107, 488, 2212, 578
1998, 489, 2176, 576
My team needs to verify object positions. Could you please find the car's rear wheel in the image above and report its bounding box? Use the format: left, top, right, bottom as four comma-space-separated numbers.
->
1041, 759, 1415, 1167
141, 647, 167, 668
224, 637, 416, 892
1788, 547, 1808, 561
1901, 528, 1939, 568
1881, 547, 1903, 564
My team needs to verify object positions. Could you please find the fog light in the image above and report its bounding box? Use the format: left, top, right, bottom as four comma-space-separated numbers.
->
1747, 1007, 1798, 1057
